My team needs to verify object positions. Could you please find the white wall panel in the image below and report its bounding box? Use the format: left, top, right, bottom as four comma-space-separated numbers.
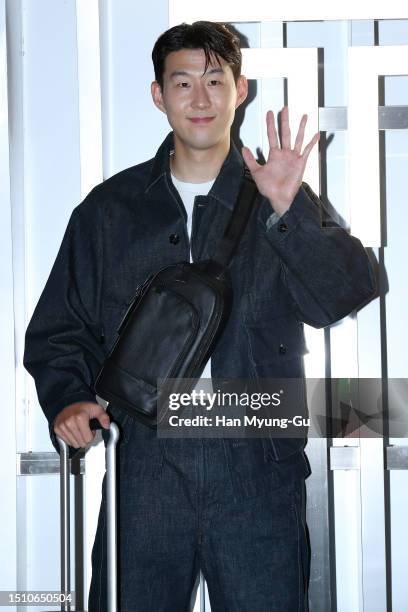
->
99, 0, 171, 177
0, 0, 17, 605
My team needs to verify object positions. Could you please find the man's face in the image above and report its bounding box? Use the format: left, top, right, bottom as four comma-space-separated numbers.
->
151, 48, 247, 151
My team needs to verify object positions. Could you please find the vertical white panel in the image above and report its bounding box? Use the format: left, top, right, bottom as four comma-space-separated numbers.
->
6, 0, 30, 600
348, 45, 408, 246
99, 0, 170, 178
23, 0, 83, 450
0, 0, 17, 602
76, 0, 103, 196
348, 41, 408, 612
359, 437, 387, 611
378, 20, 408, 612
9, 0, 83, 600
75, 0, 105, 601
333, 468, 363, 612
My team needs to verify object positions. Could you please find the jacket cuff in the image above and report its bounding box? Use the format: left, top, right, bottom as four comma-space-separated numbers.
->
263, 182, 322, 242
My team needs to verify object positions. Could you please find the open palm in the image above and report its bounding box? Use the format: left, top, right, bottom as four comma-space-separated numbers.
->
242, 106, 320, 217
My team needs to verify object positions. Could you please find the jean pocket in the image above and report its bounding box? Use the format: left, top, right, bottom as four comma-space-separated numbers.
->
222, 437, 292, 502
262, 436, 308, 462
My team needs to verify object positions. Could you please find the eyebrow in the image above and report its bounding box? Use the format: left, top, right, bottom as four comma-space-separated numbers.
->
169, 67, 225, 80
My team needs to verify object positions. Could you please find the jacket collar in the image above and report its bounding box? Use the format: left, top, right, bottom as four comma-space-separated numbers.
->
144, 130, 245, 211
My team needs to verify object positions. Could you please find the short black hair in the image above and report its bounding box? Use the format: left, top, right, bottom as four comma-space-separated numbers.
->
152, 21, 242, 91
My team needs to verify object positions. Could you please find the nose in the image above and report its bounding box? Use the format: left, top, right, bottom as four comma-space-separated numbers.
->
190, 83, 211, 110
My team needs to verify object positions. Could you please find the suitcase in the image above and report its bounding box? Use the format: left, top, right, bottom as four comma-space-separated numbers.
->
54, 419, 207, 611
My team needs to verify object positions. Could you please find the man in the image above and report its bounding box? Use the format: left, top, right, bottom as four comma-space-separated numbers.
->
23, 21, 376, 611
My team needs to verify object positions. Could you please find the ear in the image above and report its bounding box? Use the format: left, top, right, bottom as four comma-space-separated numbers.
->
151, 81, 167, 114
235, 75, 248, 110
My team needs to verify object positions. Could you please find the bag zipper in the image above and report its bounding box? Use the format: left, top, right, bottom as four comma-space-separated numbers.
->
116, 270, 160, 335
159, 286, 200, 378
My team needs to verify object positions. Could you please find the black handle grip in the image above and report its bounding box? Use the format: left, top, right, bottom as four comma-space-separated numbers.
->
90, 417, 105, 431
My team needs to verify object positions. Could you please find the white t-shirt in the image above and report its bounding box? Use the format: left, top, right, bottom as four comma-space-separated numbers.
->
170, 167, 216, 382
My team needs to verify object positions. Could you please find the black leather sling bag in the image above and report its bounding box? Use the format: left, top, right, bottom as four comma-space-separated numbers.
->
93, 165, 258, 426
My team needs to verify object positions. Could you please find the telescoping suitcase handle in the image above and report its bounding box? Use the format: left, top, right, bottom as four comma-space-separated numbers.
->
55, 418, 119, 612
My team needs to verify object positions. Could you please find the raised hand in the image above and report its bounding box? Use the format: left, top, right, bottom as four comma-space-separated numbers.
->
242, 106, 320, 217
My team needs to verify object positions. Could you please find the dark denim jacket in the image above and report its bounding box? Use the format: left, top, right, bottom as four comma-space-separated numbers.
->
23, 130, 376, 461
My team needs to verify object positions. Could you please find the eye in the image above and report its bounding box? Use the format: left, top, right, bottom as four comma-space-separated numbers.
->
177, 82, 190, 88
209, 80, 222, 86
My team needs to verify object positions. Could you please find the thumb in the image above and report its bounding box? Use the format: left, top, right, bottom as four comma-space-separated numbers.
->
90, 404, 111, 429
98, 412, 111, 429
241, 146, 258, 175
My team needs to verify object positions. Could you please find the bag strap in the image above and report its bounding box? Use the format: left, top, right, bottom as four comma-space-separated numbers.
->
211, 164, 259, 268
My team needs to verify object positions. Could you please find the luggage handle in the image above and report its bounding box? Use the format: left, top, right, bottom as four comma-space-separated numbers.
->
55, 418, 119, 612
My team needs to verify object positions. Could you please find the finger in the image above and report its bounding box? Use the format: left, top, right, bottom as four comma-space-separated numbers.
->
266, 110, 279, 150
242, 146, 260, 175
65, 418, 88, 448
82, 424, 97, 446
73, 413, 94, 446
302, 131, 320, 160
280, 106, 291, 149
55, 423, 78, 449
294, 114, 308, 154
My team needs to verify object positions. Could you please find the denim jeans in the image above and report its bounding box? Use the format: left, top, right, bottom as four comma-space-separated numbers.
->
88, 406, 311, 612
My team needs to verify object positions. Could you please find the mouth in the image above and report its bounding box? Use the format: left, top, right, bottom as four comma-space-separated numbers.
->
188, 116, 215, 124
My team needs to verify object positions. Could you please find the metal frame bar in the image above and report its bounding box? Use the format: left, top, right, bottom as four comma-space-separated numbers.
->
18, 444, 408, 474
53, 423, 119, 612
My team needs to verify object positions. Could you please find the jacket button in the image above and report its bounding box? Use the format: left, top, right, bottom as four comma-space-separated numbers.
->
279, 343, 287, 354
169, 233, 180, 244
278, 222, 288, 233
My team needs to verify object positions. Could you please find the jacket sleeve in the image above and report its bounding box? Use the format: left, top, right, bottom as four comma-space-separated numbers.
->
262, 182, 377, 328
23, 191, 106, 457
